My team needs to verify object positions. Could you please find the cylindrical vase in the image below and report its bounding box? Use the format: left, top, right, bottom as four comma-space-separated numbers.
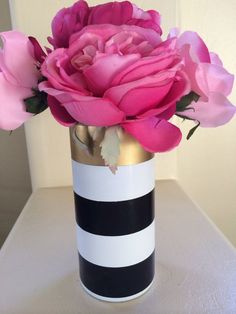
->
70, 125, 155, 302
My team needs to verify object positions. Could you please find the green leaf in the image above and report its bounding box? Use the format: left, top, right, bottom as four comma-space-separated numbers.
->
176, 113, 196, 122
176, 91, 200, 112
24, 89, 48, 115
100, 126, 121, 174
187, 121, 200, 140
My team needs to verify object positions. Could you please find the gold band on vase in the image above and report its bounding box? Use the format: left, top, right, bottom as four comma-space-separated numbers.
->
70, 125, 154, 166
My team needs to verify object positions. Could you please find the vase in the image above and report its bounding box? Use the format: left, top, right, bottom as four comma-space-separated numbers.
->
70, 125, 155, 302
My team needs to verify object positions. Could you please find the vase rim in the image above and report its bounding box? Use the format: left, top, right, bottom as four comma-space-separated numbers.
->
70, 125, 154, 166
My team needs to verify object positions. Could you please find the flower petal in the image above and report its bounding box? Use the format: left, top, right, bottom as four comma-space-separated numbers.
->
88, 1, 133, 25
177, 31, 210, 63
122, 117, 182, 152
39, 81, 79, 103
179, 92, 236, 127
50, 0, 90, 48
47, 95, 76, 127
106, 71, 176, 116
130, 6, 162, 34
0, 51, 16, 85
119, 81, 174, 116
196, 63, 234, 97
210, 52, 223, 66
70, 24, 161, 49
29, 36, 46, 63
41, 48, 89, 94
0, 72, 32, 130
83, 53, 140, 95
0, 31, 39, 88
112, 53, 178, 86
62, 97, 125, 126
138, 71, 190, 119
180, 45, 208, 100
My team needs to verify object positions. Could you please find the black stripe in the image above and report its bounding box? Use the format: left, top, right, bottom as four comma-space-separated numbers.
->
74, 190, 155, 236
79, 252, 155, 299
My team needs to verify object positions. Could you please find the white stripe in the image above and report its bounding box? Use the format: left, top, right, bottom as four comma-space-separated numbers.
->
72, 158, 155, 201
76, 220, 155, 268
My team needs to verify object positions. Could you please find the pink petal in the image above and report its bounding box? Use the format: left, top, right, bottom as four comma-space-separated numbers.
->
88, 1, 133, 25
0, 72, 32, 130
147, 10, 161, 27
41, 49, 89, 94
112, 53, 178, 86
138, 71, 190, 119
210, 52, 223, 66
39, 81, 84, 103
70, 24, 161, 49
83, 53, 140, 95
50, 0, 90, 48
40, 82, 125, 127
41, 49, 71, 90
47, 95, 76, 127
0, 31, 39, 88
129, 18, 162, 35
196, 63, 234, 97
119, 81, 173, 116
181, 45, 208, 101
130, 6, 162, 34
150, 37, 177, 55
0, 51, 16, 85
168, 27, 180, 38
179, 92, 236, 127
131, 4, 150, 19
105, 71, 176, 116
69, 25, 118, 49
28, 36, 46, 63
62, 97, 125, 126
123, 25, 161, 47
177, 31, 210, 63
122, 117, 182, 152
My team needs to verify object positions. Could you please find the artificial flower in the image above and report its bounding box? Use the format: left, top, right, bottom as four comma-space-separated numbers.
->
40, 24, 189, 152
0, 31, 41, 130
175, 31, 235, 127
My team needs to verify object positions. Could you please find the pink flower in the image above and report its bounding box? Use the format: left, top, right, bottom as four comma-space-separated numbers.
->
48, 0, 162, 49
40, 24, 189, 153
175, 31, 235, 127
0, 31, 41, 130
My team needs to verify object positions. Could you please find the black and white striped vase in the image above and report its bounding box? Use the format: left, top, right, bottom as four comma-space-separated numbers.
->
70, 126, 155, 302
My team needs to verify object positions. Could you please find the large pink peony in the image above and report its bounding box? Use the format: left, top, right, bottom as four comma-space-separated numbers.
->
0, 31, 41, 130
40, 24, 190, 152
48, 0, 162, 49
175, 31, 235, 127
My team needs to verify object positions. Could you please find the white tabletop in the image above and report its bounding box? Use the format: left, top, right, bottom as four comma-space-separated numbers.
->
0, 180, 235, 314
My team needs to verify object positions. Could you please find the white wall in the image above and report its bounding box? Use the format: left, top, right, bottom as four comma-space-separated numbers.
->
177, 0, 236, 246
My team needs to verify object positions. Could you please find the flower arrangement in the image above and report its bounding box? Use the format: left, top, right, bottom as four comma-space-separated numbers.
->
0, 0, 235, 170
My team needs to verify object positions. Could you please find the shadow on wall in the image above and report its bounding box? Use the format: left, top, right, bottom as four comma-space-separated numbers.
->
0, 0, 32, 247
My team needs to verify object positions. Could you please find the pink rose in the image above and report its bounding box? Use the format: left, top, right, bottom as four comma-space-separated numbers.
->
175, 31, 235, 127
40, 24, 189, 152
48, 0, 162, 49
0, 31, 41, 130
